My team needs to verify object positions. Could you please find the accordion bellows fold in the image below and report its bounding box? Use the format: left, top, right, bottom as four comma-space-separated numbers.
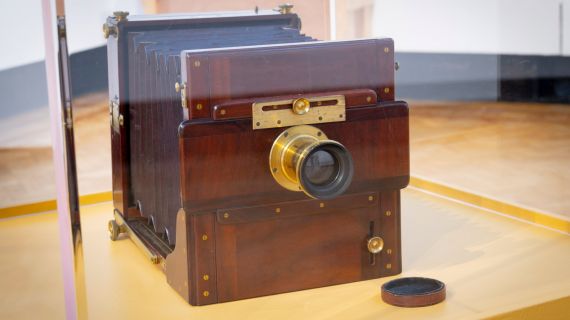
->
127, 14, 315, 244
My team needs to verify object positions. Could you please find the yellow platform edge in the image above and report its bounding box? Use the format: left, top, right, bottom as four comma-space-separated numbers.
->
485, 295, 570, 320
0, 191, 112, 219
1, 177, 569, 235
409, 176, 570, 234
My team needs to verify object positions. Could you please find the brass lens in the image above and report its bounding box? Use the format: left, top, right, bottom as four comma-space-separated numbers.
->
269, 125, 353, 199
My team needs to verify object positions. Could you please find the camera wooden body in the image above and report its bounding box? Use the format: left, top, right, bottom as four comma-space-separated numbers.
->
106, 11, 409, 306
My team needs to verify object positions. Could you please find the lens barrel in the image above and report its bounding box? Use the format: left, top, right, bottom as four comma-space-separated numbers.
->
269, 125, 354, 199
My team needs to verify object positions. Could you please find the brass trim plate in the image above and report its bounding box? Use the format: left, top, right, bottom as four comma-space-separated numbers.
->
252, 95, 346, 130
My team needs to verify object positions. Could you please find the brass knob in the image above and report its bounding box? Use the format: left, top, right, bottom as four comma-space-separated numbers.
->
108, 220, 120, 241
292, 97, 310, 115
367, 236, 384, 254
103, 23, 118, 39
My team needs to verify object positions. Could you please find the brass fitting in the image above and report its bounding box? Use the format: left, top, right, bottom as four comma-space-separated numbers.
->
277, 3, 294, 14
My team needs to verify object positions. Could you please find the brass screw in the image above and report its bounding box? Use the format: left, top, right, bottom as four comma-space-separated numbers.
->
278, 3, 294, 14
256, 122, 261, 127
320, 203, 325, 208
368, 196, 374, 201
194, 61, 201, 67
386, 263, 392, 269
275, 208, 281, 213
339, 114, 343, 118
202, 234, 208, 241
384, 47, 390, 53
220, 109, 226, 115
203, 275, 209, 281
386, 210, 392, 216
203, 291, 210, 297
175, 82, 181, 92
223, 212, 229, 219
113, 11, 130, 21
366, 96, 372, 103
384, 88, 390, 94
196, 103, 203, 110
387, 249, 392, 255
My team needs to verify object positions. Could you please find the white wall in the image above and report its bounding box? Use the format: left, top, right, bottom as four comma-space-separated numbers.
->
372, 0, 570, 56
0, 0, 143, 71
0, 0, 45, 71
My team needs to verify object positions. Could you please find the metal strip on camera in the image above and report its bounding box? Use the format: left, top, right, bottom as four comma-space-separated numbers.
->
252, 95, 346, 130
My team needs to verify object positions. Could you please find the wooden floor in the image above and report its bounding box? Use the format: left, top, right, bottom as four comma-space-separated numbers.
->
0, 92, 111, 207
2, 188, 569, 319
0, 94, 568, 219
410, 101, 570, 217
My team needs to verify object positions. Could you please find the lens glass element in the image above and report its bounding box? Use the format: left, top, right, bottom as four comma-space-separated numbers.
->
304, 150, 338, 186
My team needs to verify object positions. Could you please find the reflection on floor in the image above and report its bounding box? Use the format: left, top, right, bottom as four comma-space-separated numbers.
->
410, 101, 570, 217
0, 92, 111, 207
1, 189, 569, 319
0, 93, 568, 219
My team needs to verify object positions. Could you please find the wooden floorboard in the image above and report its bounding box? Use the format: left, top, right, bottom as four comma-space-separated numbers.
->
0, 92, 111, 207
410, 100, 570, 217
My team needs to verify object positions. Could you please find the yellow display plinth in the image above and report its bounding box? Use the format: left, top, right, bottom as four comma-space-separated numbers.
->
1, 188, 569, 319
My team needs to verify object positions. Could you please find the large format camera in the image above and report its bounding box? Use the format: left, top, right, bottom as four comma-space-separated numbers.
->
105, 9, 409, 305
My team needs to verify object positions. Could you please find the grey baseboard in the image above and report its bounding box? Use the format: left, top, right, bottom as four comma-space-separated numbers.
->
395, 52, 500, 101
0, 46, 108, 119
0, 61, 48, 118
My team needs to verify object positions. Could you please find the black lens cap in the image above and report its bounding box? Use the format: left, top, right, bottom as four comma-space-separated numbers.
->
381, 277, 446, 307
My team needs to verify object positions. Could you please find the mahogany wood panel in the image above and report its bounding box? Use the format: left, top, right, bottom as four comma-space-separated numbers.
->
166, 189, 401, 305
178, 101, 409, 214
211, 191, 399, 303
379, 190, 402, 276
216, 205, 374, 301
182, 38, 394, 119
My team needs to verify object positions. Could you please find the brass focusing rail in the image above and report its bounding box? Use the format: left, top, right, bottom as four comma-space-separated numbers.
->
252, 95, 346, 130
108, 211, 170, 270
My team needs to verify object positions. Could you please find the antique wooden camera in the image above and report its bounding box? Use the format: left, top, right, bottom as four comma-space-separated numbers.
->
105, 9, 409, 306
